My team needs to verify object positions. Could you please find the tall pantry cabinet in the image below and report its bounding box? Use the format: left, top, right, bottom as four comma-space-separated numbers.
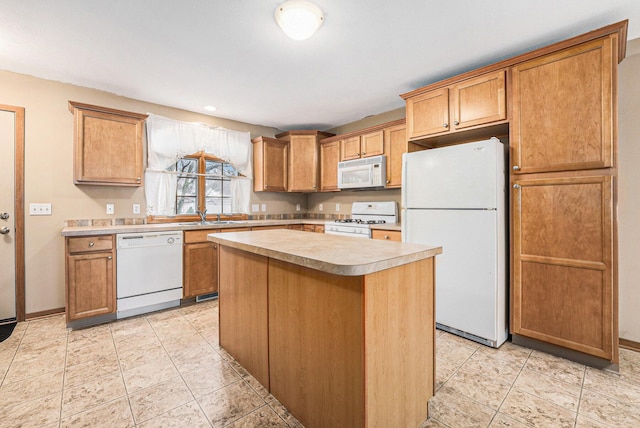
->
510, 31, 623, 363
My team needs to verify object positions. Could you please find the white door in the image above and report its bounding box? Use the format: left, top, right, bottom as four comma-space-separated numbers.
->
1, 109, 17, 322
403, 208, 507, 344
402, 138, 504, 209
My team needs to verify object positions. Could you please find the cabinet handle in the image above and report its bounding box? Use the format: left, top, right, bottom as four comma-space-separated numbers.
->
513, 165, 520, 171
384, 235, 390, 239
454, 120, 459, 126
136, 177, 141, 182
107, 256, 112, 260
386, 180, 390, 184
513, 184, 520, 189
443, 123, 448, 128
88, 242, 95, 247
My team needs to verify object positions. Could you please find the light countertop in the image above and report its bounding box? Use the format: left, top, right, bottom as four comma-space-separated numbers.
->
208, 229, 441, 276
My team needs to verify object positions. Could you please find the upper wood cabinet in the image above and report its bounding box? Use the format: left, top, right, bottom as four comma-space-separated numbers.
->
383, 124, 407, 188
252, 136, 288, 192
404, 70, 507, 140
340, 130, 384, 160
320, 140, 341, 192
68, 101, 147, 186
276, 130, 334, 192
511, 38, 615, 174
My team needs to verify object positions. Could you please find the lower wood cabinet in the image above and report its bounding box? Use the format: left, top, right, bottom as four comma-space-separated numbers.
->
65, 235, 116, 322
303, 224, 325, 233
511, 174, 616, 361
183, 240, 218, 298
372, 229, 402, 242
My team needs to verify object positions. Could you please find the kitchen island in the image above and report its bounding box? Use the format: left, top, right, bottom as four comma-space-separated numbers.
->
208, 229, 442, 428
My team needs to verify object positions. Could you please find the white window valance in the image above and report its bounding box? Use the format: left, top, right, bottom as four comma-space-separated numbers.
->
144, 114, 253, 216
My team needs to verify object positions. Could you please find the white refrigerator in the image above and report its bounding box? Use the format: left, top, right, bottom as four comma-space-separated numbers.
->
401, 137, 508, 347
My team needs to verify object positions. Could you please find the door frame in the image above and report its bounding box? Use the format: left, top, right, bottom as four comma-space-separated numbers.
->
1, 104, 25, 322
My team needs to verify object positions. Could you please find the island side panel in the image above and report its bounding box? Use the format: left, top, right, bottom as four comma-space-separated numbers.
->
218, 245, 270, 389
268, 259, 365, 428
363, 257, 435, 427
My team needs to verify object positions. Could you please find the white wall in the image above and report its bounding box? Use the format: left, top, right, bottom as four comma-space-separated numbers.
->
618, 37, 640, 343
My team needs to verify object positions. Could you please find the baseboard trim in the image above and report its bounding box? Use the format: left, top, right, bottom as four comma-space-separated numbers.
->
512, 334, 619, 372
620, 338, 640, 352
25, 307, 65, 320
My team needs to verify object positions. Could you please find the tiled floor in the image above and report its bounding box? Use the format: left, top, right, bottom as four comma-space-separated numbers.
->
0, 301, 638, 428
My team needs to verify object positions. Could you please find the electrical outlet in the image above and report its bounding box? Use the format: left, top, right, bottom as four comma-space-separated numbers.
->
261, 204, 267, 212
133, 204, 141, 214
336, 203, 340, 212
296, 204, 301, 211
319, 204, 323, 211
252, 204, 259, 213
29, 203, 52, 216
106, 203, 115, 215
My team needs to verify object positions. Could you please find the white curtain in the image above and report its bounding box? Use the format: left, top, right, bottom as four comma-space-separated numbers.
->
144, 114, 253, 215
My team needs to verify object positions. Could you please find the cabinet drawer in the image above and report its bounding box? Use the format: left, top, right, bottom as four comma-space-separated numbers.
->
371, 230, 402, 242
184, 229, 219, 244
67, 235, 113, 253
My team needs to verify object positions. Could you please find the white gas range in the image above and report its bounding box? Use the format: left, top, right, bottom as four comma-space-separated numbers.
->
324, 201, 398, 239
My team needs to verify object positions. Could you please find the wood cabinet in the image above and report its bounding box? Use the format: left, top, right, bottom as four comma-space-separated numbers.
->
65, 235, 115, 322
340, 130, 384, 160
404, 69, 507, 140
303, 224, 325, 233
320, 140, 341, 191
372, 229, 402, 242
276, 130, 335, 192
510, 32, 622, 363
68, 101, 147, 186
183, 230, 219, 298
511, 38, 614, 174
383, 124, 407, 188
252, 136, 288, 192
511, 175, 615, 360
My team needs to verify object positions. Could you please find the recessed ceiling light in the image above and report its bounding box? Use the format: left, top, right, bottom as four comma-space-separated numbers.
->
204, 105, 217, 112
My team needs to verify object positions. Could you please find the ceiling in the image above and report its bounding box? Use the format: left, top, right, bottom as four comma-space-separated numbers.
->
1, 1, 639, 131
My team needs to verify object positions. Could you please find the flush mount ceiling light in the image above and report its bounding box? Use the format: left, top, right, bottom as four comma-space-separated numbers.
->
275, 0, 324, 41
203, 105, 217, 112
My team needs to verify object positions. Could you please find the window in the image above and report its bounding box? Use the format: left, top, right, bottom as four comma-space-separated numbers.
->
168, 151, 240, 217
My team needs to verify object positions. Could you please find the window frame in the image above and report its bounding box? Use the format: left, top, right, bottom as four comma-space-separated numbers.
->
148, 151, 248, 224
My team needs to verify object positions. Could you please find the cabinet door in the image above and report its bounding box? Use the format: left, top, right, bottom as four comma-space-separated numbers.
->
511, 37, 615, 173
451, 70, 506, 130
406, 88, 449, 139
289, 135, 319, 192
320, 141, 341, 192
71, 105, 146, 186
263, 139, 288, 192
340, 136, 361, 160
383, 124, 407, 188
361, 130, 384, 158
512, 175, 615, 360
183, 242, 218, 298
67, 252, 115, 321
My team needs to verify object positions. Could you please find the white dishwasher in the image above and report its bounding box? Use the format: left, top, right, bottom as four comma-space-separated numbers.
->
116, 231, 183, 319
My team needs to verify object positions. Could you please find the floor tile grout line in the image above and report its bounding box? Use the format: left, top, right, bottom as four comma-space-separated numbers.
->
489, 348, 535, 428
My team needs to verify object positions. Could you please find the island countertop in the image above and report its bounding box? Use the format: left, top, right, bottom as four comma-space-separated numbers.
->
208, 229, 441, 276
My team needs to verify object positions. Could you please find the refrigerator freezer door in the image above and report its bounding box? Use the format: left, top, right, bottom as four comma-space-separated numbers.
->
403, 208, 507, 345
402, 138, 504, 209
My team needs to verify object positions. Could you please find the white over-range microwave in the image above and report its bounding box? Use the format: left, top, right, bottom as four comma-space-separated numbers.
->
337, 155, 387, 190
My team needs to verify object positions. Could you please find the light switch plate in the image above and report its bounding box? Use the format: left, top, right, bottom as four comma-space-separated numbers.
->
133, 204, 141, 214
319, 204, 323, 211
106, 203, 115, 215
252, 204, 259, 213
261, 204, 267, 212
29, 203, 52, 216
336, 203, 340, 212
296, 204, 301, 211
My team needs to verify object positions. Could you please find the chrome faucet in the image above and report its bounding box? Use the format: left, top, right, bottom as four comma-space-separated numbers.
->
196, 209, 207, 223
